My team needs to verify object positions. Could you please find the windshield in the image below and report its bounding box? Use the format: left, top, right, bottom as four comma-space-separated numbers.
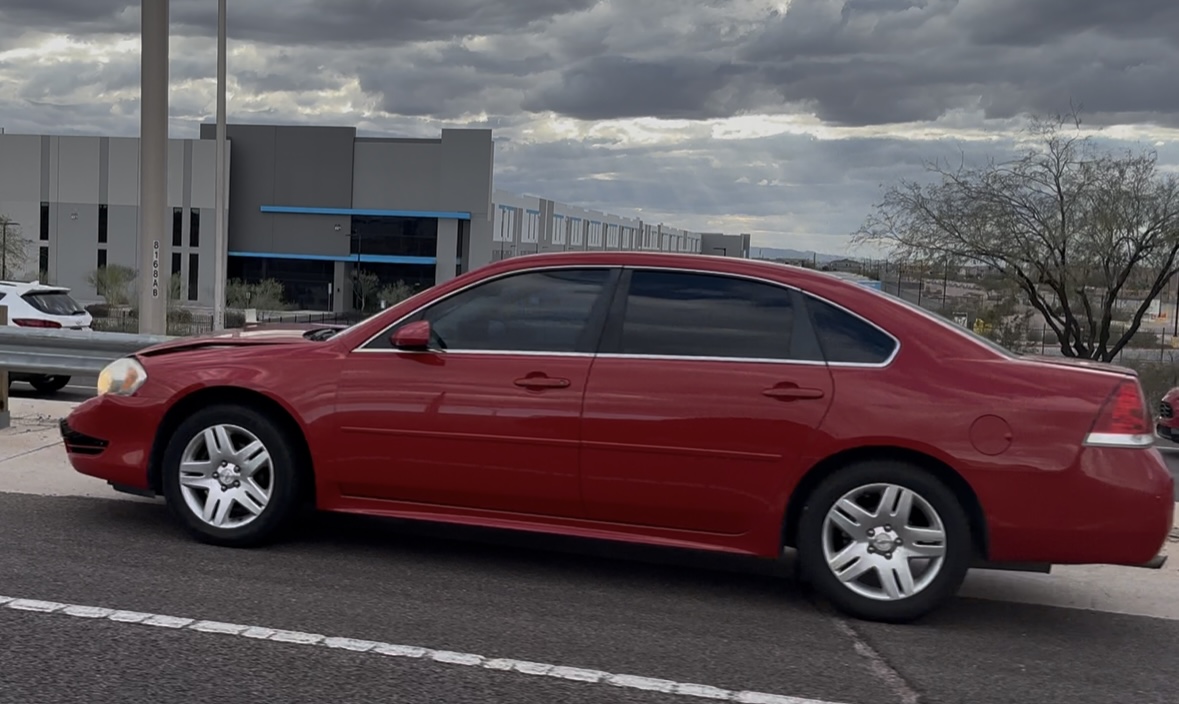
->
22, 291, 86, 316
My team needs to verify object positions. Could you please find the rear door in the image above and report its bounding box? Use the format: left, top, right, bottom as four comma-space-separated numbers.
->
578, 267, 835, 535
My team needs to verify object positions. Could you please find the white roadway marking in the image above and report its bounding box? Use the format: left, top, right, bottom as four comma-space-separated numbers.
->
0, 595, 839, 704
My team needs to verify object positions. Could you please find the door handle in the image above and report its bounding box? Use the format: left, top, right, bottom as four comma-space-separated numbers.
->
763, 386, 825, 401
514, 376, 571, 390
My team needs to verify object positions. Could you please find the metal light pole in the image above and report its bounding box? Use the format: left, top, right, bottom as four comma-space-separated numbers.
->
212, 0, 228, 330
138, 0, 169, 334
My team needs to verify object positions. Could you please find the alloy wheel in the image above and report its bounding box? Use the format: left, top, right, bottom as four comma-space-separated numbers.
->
178, 424, 274, 530
820, 482, 948, 601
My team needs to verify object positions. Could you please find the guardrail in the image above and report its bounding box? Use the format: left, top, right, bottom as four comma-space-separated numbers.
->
0, 305, 172, 429
0, 326, 170, 377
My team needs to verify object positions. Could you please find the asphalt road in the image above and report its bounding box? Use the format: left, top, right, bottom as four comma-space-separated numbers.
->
1, 491, 1177, 704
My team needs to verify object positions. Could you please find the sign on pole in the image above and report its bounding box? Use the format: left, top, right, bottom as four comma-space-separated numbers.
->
151, 240, 160, 299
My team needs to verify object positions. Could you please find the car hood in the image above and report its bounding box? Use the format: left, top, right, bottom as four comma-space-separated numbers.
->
136, 326, 326, 358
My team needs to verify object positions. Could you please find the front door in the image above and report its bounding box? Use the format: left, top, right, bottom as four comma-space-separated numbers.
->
331, 266, 619, 518
580, 268, 835, 535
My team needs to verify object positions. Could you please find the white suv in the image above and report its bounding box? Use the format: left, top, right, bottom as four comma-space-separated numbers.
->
0, 280, 93, 393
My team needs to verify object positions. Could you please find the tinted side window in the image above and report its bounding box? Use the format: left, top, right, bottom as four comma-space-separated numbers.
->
619, 270, 794, 359
375, 268, 611, 353
805, 294, 896, 364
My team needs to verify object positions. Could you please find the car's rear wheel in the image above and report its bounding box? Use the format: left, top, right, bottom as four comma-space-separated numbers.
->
796, 460, 973, 623
161, 404, 305, 547
30, 375, 70, 393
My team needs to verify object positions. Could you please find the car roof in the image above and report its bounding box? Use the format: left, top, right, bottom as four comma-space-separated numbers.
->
482, 250, 850, 288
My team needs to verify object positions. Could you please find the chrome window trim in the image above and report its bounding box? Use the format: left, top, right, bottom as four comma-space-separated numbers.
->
594, 352, 830, 368
352, 348, 597, 358
348, 261, 901, 369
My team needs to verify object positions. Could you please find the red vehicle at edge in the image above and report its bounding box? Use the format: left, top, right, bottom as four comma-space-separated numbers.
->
60, 251, 1174, 623
1156, 387, 1179, 442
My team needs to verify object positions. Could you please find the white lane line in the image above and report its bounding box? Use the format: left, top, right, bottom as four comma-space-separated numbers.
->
0, 595, 844, 704
829, 618, 919, 704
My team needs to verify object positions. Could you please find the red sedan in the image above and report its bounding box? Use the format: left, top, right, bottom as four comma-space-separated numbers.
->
60, 252, 1174, 623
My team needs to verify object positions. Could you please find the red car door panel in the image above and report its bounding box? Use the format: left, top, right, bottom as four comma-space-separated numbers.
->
332, 352, 592, 517
579, 267, 835, 535
581, 358, 833, 534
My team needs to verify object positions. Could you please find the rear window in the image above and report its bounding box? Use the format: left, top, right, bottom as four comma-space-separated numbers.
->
805, 294, 898, 364
22, 291, 86, 316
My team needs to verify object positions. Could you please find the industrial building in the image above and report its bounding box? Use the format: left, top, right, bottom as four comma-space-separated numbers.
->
0, 125, 749, 312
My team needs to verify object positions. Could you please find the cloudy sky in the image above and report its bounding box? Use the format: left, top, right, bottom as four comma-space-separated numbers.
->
1, 0, 1177, 256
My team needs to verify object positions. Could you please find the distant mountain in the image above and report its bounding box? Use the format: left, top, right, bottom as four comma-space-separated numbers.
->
748, 247, 851, 264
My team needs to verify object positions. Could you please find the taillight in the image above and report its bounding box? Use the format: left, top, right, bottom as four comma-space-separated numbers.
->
1084, 379, 1154, 448
12, 318, 62, 328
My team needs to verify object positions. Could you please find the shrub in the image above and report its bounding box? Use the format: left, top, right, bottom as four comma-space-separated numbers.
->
226, 278, 287, 311
87, 265, 137, 306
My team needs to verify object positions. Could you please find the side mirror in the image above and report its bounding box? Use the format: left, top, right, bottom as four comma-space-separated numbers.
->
391, 320, 432, 350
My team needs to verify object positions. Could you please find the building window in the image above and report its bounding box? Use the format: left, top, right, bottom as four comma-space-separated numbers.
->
188, 253, 199, 301
495, 207, 515, 244
38, 246, 48, 275
172, 207, 183, 247
40, 203, 49, 241
97, 249, 107, 269
98, 205, 108, 244
522, 211, 540, 244
190, 208, 200, 248
171, 252, 181, 277
229, 256, 338, 311
552, 216, 565, 245
350, 216, 438, 257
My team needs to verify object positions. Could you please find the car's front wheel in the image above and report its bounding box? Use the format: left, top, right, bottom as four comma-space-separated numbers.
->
796, 460, 973, 623
161, 404, 306, 547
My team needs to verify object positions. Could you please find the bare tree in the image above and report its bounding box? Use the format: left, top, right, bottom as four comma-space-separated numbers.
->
0, 213, 30, 280
853, 112, 1179, 362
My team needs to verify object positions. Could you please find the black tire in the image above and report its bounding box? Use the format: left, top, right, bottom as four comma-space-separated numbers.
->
796, 460, 973, 624
30, 375, 70, 393
161, 404, 306, 548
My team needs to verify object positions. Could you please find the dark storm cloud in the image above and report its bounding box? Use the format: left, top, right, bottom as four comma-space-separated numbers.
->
962, 0, 1179, 46
524, 57, 755, 121
0, 0, 598, 46
737, 0, 1179, 127
3, 0, 1177, 126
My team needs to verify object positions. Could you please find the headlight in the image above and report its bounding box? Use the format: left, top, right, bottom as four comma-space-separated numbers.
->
97, 357, 148, 397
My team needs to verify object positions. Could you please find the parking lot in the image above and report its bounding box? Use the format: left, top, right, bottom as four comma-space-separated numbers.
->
2, 396, 1177, 704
